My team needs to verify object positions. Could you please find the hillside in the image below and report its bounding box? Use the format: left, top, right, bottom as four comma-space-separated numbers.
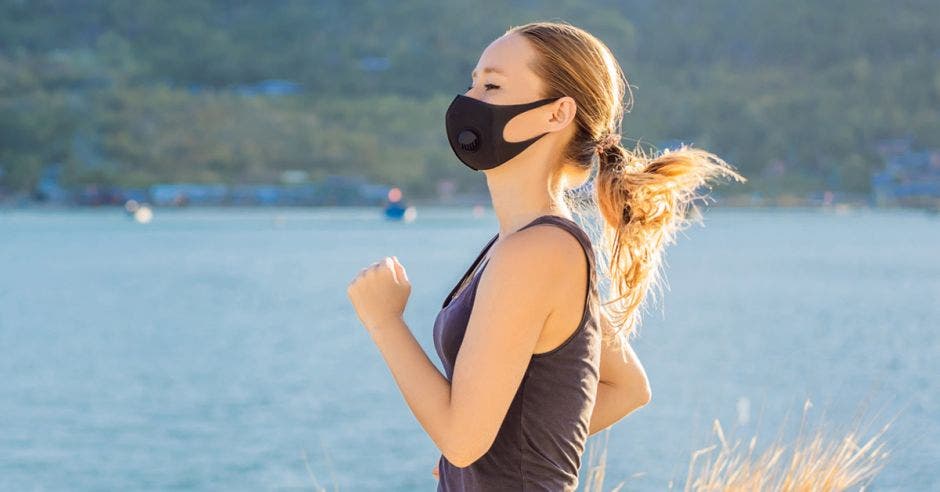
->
2, 0, 938, 198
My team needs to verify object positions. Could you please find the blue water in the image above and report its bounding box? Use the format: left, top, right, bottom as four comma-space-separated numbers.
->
0, 206, 937, 491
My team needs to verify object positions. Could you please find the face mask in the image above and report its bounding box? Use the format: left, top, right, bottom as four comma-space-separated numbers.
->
445, 94, 562, 171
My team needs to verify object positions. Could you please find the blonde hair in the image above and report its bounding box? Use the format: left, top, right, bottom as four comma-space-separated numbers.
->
505, 21, 747, 351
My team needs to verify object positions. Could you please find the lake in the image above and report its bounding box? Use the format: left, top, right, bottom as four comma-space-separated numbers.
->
0, 206, 937, 491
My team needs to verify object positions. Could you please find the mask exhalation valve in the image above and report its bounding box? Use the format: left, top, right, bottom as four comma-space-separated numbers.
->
458, 130, 480, 152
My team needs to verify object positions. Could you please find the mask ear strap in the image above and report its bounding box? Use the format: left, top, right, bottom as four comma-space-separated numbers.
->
503, 130, 552, 148
495, 96, 563, 146
512, 96, 563, 111
495, 96, 561, 125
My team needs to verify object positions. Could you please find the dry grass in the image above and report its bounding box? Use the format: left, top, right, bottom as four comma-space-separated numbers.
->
301, 397, 896, 491
582, 398, 895, 492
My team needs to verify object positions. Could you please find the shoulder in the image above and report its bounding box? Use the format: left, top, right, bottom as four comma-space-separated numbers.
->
481, 223, 588, 298
507, 221, 586, 262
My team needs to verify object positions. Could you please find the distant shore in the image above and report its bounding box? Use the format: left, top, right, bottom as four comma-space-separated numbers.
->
2, 193, 938, 215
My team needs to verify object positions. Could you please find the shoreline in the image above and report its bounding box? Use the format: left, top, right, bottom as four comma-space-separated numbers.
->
1, 201, 937, 215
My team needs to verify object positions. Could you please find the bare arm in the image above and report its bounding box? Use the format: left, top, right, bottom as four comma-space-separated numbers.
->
363, 227, 576, 467
588, 313, 651, 436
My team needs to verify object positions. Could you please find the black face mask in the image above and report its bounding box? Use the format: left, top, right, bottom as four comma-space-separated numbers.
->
445, 94, 562, 171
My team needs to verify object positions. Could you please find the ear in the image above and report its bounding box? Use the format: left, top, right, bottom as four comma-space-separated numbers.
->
548, 96, 577, 130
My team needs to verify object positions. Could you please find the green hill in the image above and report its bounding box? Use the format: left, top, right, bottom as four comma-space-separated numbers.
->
2, 0, 938, 198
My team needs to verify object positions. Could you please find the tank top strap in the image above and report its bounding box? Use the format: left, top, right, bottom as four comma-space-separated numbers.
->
441, 215, 596, 310
441, 232, 500, 309
517, 214, 600, 359
517, 215, 596, 272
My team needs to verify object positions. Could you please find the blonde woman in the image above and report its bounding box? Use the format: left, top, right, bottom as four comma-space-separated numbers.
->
347, 20, 745, 491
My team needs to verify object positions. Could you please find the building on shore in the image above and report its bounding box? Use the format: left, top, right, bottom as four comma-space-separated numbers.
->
6, 172, 392, 208
871, 137, 940, 208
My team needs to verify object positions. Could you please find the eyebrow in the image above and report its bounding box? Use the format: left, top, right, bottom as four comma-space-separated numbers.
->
471, 66, 506, 78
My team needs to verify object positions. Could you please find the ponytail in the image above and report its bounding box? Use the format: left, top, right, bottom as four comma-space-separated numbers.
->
592, 139, 746, 349
505, 20, 747, 350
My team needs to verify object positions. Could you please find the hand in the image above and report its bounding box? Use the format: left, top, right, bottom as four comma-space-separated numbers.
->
432, 461, 439, 480
347, 256, 411, 333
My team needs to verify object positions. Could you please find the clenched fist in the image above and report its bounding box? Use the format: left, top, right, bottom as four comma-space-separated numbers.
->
346, 256, 411, 333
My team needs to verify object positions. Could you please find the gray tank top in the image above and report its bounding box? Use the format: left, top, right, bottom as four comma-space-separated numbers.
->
433, 214, 602, 491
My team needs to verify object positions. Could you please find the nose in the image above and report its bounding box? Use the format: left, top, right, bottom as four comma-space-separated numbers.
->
463, 86, 484, 101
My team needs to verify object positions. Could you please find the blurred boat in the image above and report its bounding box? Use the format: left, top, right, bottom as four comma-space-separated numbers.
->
385, 201, 406, 219
383, 186, 416, 222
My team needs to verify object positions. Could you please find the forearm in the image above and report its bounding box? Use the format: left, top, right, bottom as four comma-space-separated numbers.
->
367, 317, 455, 454
588, 380, 647, 436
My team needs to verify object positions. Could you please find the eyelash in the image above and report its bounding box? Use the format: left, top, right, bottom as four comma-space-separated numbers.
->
467, 83, 500, 91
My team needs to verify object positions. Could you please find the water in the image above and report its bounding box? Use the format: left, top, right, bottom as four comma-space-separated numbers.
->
0, 206, 937, 491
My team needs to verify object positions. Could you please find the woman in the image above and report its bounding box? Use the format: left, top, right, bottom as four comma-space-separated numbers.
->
347, 21, 745, 490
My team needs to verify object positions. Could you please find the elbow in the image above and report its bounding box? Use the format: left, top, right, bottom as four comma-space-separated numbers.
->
443, 446, 482, 469
445, 452, 475, 469
442, 433, 489, 469
628, 381, 652, 409
636, 379, 652, 406
637, 386, 652, 406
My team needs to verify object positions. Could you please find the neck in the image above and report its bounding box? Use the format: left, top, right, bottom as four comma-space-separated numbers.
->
483, 155, 571, 240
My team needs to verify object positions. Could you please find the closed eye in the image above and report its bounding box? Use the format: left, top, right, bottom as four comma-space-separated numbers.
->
466, 83, 501, 91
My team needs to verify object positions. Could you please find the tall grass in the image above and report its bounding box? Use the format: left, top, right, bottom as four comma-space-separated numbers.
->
582, 398, 894, 491
302, 397, 895, 490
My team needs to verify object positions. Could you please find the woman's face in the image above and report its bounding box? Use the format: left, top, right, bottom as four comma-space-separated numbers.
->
465, 33, 575, 147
